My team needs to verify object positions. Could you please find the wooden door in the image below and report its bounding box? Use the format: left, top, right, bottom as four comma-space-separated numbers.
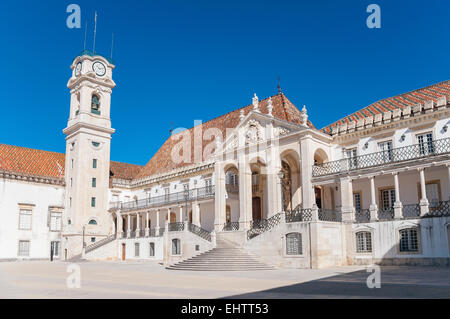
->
252, 197, 262, 221
121, 244, 126, 261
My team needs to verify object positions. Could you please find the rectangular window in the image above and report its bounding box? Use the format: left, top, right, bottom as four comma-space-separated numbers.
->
205, 178, 213, 194
426, 183, 440, 208
164, 187, 170, 202
149, 242, 155, 257
50, 212, 62, 231
18, 240, 30, 257
19, 209, 32, 230
71, 159, 74, 169
91, 197, 96, 207
356, 232, 372, 253
92, 177, 96, 188
93, 159, 97, 169
172, 239, 181, 255
353, 193, 361, 212
90, 237, 96, 243
399, 228, 419, 252
135, 243, 140, 257
70, 178, 73, 187
70, 197, 72, 208
378, 140, 393, 163
381, 189, 395, 210
346, 148, 358, 169
417, 132, 434, 156
286, 233, 302, 255
51, 241, 60, 257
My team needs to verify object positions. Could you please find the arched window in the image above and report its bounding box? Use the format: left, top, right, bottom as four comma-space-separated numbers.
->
91, 94, 100, 115
172, 239, 181, 255
286, 232, 302, 255
225, 169, 238, 193
225, 169, 238, 185
355, 231, 372, 253
399, 228, 419, 252
88, 219, 97, 225
149, 242, 155, 257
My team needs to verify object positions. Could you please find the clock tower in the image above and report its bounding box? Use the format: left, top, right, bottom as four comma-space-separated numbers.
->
62, 52, 116, 259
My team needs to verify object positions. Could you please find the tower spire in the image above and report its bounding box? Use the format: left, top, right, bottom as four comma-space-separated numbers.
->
277, 76, 282, 94
93, 11, 98, 54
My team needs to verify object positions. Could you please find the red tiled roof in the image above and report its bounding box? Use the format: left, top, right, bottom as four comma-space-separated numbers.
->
0, 143, 142, 181
135, 93, 313, 179
323, 80, 450, 134
110, 161, 143, 180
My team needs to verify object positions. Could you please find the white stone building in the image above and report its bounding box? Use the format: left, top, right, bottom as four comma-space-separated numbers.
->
0, 51, 449, 268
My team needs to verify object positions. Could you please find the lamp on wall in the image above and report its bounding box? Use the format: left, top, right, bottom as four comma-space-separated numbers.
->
443, 125, 448, 133
400, 134, 406, 142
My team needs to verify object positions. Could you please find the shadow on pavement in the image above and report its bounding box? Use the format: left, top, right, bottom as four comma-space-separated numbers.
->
224, 267, 450, 299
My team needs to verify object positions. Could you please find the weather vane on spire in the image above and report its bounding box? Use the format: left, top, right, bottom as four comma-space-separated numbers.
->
277, 76, 282, 94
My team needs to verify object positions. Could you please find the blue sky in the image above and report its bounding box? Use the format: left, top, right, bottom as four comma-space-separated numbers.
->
0, 0, 448, 165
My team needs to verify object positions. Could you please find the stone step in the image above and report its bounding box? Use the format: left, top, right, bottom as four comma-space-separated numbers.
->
167, 239, 273, 271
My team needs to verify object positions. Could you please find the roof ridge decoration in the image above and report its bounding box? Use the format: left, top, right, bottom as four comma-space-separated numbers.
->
135, 92, 313, 179
323, 79, 450, 135
328, 96, 448, 137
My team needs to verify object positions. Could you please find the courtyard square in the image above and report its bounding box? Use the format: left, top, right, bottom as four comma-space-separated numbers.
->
0, 261, 449, 299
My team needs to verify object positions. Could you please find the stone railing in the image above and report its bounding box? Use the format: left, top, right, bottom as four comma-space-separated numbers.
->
85, 234, 116, 253
111, 186, 215, 212
313, 137, 450, 177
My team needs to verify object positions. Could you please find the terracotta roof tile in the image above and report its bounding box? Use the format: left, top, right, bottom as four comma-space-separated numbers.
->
323, 79, 450, 134
0, 143, 142, 181
135, 93, 313, 179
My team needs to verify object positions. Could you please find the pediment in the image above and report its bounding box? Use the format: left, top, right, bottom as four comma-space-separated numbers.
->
220, 111, 301, 153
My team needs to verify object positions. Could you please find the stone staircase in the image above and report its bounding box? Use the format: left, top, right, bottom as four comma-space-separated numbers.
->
167, 239, 274, 271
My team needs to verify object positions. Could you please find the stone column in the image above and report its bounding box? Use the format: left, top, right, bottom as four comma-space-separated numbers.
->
238, 158, 252, 230
266, 138, 282, 217
300, 135, 315, 209
165, 210, 170, 232
419, 168, 429, 216
178, 205, 183, 223
136, 212, 141, 237
127, 214, 131, 238
192, 201, 200, 226
339, 177, 355, 222
145, 211, 150, 237
155, 209, 160, 236
214, 162, 226, 231
116, 210, 123, 237
393, 172, 403, 219
369, 176, 378, 221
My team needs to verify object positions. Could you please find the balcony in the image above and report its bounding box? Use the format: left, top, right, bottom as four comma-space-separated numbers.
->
312, 137, 450, 177
111, 186, 215, 212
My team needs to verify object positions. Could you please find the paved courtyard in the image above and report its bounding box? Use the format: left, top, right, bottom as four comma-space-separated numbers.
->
0, 261, 449, 298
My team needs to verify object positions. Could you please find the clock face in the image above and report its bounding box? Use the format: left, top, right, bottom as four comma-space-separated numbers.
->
92, 61, 106, 76
75, 62, 82, 76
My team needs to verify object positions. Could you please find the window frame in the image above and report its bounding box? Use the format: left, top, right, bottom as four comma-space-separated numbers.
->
355, 231, 373, 253
171, 238, 181, 255
149, 242, 155, 257
18, 209, 32, 230
49, 211, 62, 231
18, 240, 30, 257
91, 197, 96, 208
285, 232, 303, 256
134, 243, 140, 257
397, 226, 421, 254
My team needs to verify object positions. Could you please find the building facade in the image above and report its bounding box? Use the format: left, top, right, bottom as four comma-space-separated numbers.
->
0, 51, 449, 268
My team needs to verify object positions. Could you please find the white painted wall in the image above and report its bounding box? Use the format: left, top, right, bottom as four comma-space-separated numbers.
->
0, 179, 64, 259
